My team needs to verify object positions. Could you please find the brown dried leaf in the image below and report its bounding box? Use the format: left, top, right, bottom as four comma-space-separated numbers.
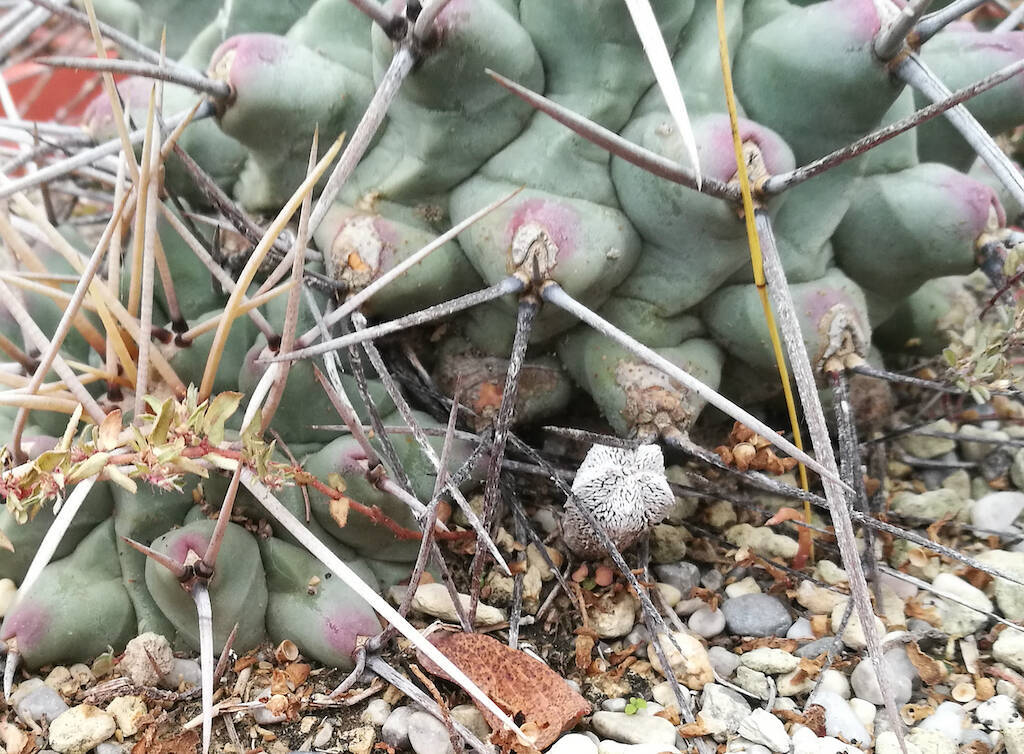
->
285, 662, 311, 687
97, 409, 123, 451
906, 641, 946, 685
417, 630, 591, 753
575, 634, 595, 672
131, 727, 199, 754
329, 496, 351, 528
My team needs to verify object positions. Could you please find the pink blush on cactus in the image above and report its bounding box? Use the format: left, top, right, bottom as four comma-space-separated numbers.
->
166, 532, 210, 567
1, 603, 47, 650
322, 608, 380, 656
506, 199, 580, 262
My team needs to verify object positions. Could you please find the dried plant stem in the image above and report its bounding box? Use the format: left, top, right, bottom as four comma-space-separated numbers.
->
469, 298, 537, 621
134, 88, 160, 419
198, 133, 345, 402
0, 331, 35, 371
308, 45, 415, 235
542, 283, 845, 488
240, 470, 529, 746
916, 0, 987, 42
284, 277, 525, 360
764, 55, 1024, 194
752, 210, 907, 749
37, 56, 231, 99
996, 0, 1024, 30
352, 312, 507, 571
27, 0, 161, 63
0, 107, 200, 201
262, 132, 318, 431
874, 0, 934, 59
156, 203, 276, 340
486, 70, 736, 201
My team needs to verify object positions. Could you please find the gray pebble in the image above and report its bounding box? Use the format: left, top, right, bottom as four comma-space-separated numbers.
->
409, 710, 457, 754
795, 637, 835, 658
702, 569, 724, 592
547, 733, 598, 754
976, 694, 1021, 730
95, 744, 125, 754
603, 698, 628, 712
721, 594, 792, 637
808, 690, 871, 746
688, 607, 726, 638
13, 680, 68, 724
591, 710, 677, 746
362, 698, 392, 727
850, 649, 915, 706
653, 563, 701, 597
708, 645, 742, 678
382, 706, 414, 750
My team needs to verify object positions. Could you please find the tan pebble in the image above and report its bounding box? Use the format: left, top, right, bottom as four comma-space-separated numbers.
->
952, 682, 976, 703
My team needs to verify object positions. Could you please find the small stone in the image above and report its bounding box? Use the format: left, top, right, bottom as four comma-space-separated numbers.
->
312, 722, 334, 748
707, 500, 737, 528
736, 709, 790, 753
596, 743, 682, 754
791, 726, 861, 754
917, 701, 966, 744
722, 594, 792, 637
48, 705, 116, 754
698, 684, 751, 741
972, 491, 1024, 534
1013, 448, 1024, 490
976, 694, 1021, 730
733, 667, 771, 700
94, 744, 124, 754
361, 699, 391, 727
590, 592, 638, 639
830, 602, 885, 650
653, 562, 700, 597
650, 524, 689, 564
408, 711, 455, 754
993, 627, 1024, 672
382, 706, 413, 750
655, 583, 682, 608
818, 669, 851, 699
739, 648, 799, 675
808, 690, 871, 746
450, 704, 490, 741
159, 658, 201, 690
906, 728, 957, 754
814, 560, 848, 586
12, 679, 68, 723
688, 607, 726, 638
848, 697, 876, 729
850, 649, 916, 705
548, 733, 599, 754
674, 597, 705, 616
795, 582, 848, 614
898, 420, 957, 458
960, 425, 1009, 462
725, 524, 798, 560
786, 618, 815, 640
708, 645, 741, 678
977, 550, 1024, 620
796, 637, 834, 659
392, 583, 505, 626
120, 633, 174, 686
932, 572, 992, 636
890, 488, 965, 520
340, 725, 374, 754
603, 698, 628, 712
106, 696, 146, 737
941, 469, 971, 501
1007, 723, 1024, 754
702, 569, 724, 592
724, 576, 762, 599
876, 730, 924, 754
591, 711, 677, 746
776, 668, 815, 696
648, 631, 713, 689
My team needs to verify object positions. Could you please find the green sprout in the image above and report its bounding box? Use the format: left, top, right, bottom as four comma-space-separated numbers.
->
624, 697, 648, 715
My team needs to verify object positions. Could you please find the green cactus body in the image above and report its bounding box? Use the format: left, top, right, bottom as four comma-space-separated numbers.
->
916, 29, 1024, 170
450, 0, 694, 350
145, 519, 268, 651
559, 327, 723, 439
874, 275, 979, 355
610, 113, 794, 319
833, 162, 1003, 321
262, 537, 381, 669
2, 521, 135, 667
703, 267, 871, 374
209, 34, 376, 210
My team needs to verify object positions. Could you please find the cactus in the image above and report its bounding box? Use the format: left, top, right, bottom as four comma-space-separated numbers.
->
2, 0, 1024, 750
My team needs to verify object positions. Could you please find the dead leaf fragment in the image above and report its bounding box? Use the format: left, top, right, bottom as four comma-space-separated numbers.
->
417, 630, 591, 753
906, 641, 946, 685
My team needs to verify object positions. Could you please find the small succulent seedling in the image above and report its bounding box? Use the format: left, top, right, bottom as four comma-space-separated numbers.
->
624, 697, 648, 715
